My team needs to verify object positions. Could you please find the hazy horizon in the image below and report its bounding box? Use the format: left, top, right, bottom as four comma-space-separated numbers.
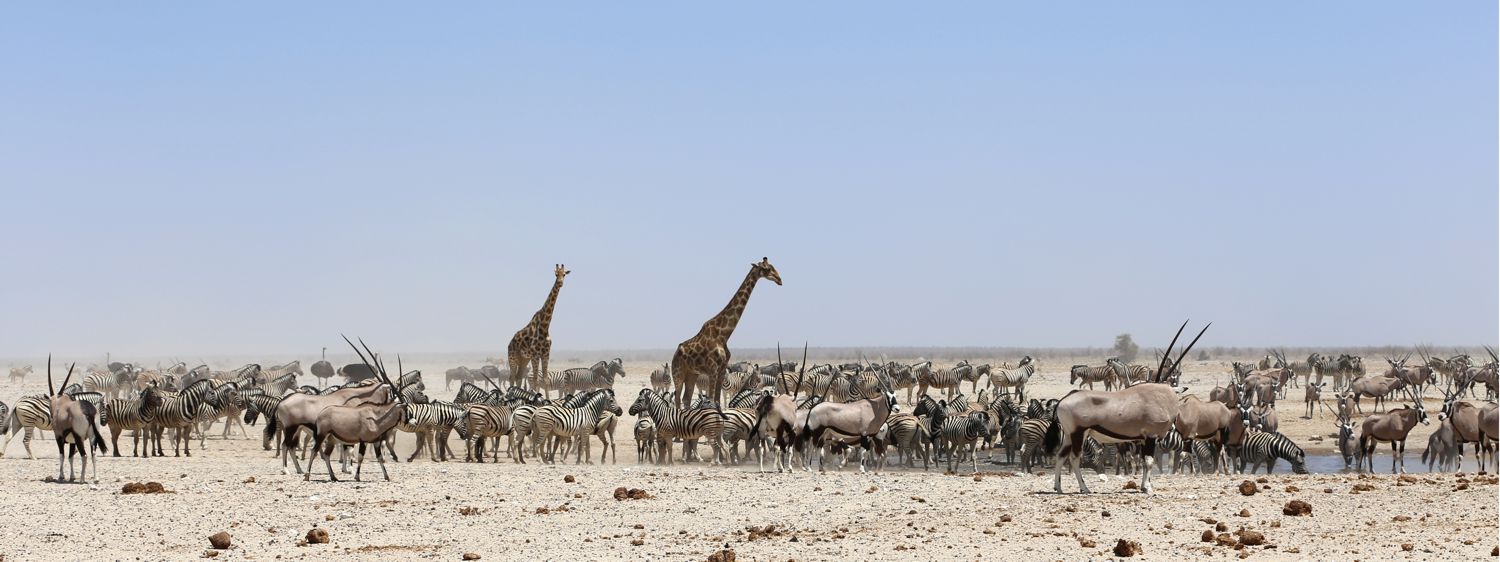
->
4, 3, 1496, 357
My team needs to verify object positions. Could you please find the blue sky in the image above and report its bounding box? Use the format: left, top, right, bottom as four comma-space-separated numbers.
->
2, 3, 1495, 356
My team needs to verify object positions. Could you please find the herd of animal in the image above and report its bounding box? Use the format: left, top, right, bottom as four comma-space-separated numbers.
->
2, 258, 1496, 497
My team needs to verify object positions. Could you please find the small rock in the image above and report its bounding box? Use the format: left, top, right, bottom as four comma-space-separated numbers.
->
243, 476, 256, 484
1201, 530, 1215, 542
564, 475, 576, 483
706, 549, 736, 562
1216, 522, 1228, 532
1078, 538, 1097, 548
1238, 509, 1251, 518
1123, 480, 1138, 490
630, 539, 644, 546
1392, 515, 1410, 522
1400, 544, 1413, 552
999, 515, 1012, 522
1235, 529, 1265, 546
1101, 510, 1111, 517
1112, 539, 1141, 557
324, 515, 335, 521
203, 551, 219, 558
973, 475, 983, 482
1238, 480, 1257, 496
1283, 500, 1312, 516
1284, 485, 1299, 493
208, 532, 232, 549
462, 553, 481, 561
305, 528, 329, 544
1215, 533, 1237, 547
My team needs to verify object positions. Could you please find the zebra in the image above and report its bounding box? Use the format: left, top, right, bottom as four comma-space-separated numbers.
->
241, 393, 286, 450
529, 370, 569, 400
1017, 417, 1051, 472
1238, 429, 1307, 474
988, 357, 1036, 402
634, 418, 658, 463
903, 362, 933, 404
464, 402, 516, 463
2, 395, 53, 459
262, 373, 298, 396
1107, 358, 1151, 386
393, 401, 466, 462
727, 389, 762, 409
530, 389, 616, 464
716, 407, 759, 465
1070, 364, 1116, 391
100, 387, 165, 457
82, 370, 125, 400
452, 382, 490, 405
150, 379, 214, 457
884, 412, 931, 469
918, 361, 969, 399
399, 382, 430, 404
564, 360, 626, 394
649, 363, 672, 392
628, 389, 726, 465
936, 408, 989, 473
965, 363, 993, 395
194, 382, 247, 447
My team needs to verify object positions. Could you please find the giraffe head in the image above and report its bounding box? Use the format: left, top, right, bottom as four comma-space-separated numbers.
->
752, 257, 782, 286
554, 264, 571, 282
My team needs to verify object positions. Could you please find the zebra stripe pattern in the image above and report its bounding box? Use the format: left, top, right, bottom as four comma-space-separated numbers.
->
2, 395, 53, 459
1238, 429, 1307, 474
530, 389, 616, 464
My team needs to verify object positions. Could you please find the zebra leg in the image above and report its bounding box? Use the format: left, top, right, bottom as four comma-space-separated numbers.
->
110, 426, 124, 458
24, 427, 36, 460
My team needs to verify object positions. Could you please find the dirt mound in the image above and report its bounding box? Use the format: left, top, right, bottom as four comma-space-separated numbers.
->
122, 482, 170, 494
613, 487, 652, 500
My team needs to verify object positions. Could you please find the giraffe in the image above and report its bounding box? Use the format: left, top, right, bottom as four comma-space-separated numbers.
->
672, 257, 782, 409
508, 264, 569, 399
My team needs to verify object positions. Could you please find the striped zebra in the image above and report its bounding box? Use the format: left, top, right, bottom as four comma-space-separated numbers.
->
1069, 364, 1116, 391
2, 395, 53, 459
150, 379, 214, 457
918, 362, 969, 399
399, 382, 430, 404
634, 418, 657, 463
564, 360, 624, 393
884, 412, 931, 469
650, 364, 672, 392
262, 373, 298, 396
530, 389, 616, 464
982, 396, 1020, 462
1108, 358, 1152, 386
464, 402, 516, 463
452, 382, 491, 405
241, 393, 285, 450
1018, 417, 1052, 472
936, 409, 990, 473
101, 387, 164, 457
727, 389, 762, 409
903, 362, 933, 404
716, 407, 759, 465
82, 371, 125, 400
628, 388, 726, 465
194, 382, 246, 447
1238, 429, 1308, 474
391, 400, 466, 462
529, 370, 569, 400
988, 357, 1036, 402
965, 363, 993, 395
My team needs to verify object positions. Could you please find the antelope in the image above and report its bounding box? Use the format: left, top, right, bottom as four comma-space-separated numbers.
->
797, 371, 895, 473
1302, 382, 1330, 419
1355, 391, 1429, 473
1348, 372, 1405, 413
1437, 387, 1496, 472
1173, 394, 1247, 474
46, 357, 108, 482
271, 362, 393, 475
1046, 321, 1209, 494
305, 339, 410, 482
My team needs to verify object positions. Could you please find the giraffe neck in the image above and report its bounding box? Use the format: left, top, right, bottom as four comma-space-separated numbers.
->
699, 267, 761, 343
530, 277, 565, 335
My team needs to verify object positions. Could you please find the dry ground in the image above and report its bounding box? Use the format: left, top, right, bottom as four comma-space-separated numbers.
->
0, 356, 1493, 561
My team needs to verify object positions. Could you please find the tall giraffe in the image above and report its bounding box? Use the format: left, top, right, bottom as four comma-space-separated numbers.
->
508, 264, 569, 398
672, 257, 782, 408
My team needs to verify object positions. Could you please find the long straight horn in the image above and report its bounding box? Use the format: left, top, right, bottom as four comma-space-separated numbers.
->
392, 355, 407, 404
47, 354, 55, 396
1156, 320, 1189, 382
1175, 323, 1210, 369
791, 342, 808, 396
59, 362, 76, 392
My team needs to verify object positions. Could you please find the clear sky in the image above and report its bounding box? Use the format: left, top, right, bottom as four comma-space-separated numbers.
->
3, 3, 1495, 357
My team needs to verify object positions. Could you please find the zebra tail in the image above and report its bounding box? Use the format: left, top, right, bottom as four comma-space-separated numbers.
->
1041, 409, 1062, 456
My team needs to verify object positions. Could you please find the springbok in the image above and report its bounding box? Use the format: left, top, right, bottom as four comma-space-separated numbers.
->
1355, 392, 1429, 473
46, 356, 107, 482
305, 338, 411, 482
1046, 321, 1209, 494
